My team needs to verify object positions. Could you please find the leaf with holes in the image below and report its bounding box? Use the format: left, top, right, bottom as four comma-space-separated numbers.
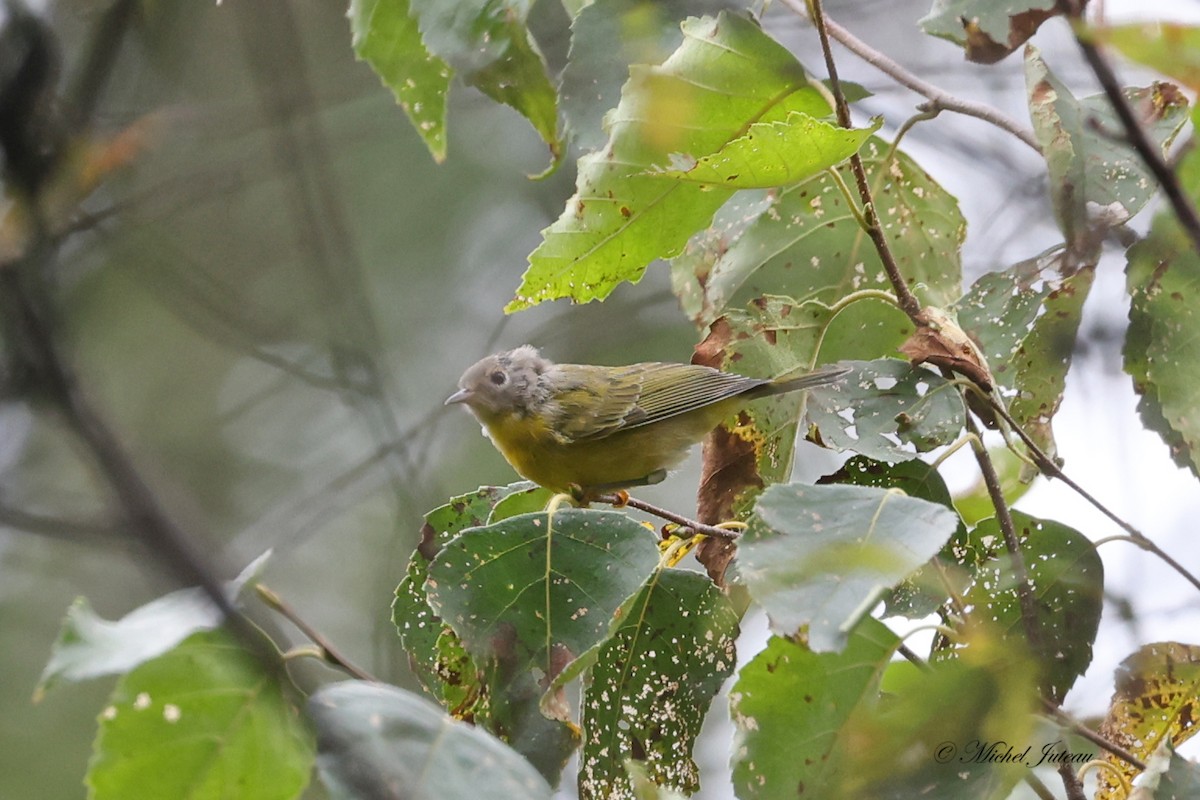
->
818, 456, 968, 619
954, 248, 1095, 461
1026, 47, 1189, 259
87, 629, 313, 800
573, 569, 738, 800
934, 511, 1102, 704
1095, 643, 1200, 800
349, 0, 451, 162
508, 12, 830, 311
674, 137, 964, 327
310, 681, 552, 800
730, 618, 898, 799
805, 359, 966, 462
739, 482, 959, 651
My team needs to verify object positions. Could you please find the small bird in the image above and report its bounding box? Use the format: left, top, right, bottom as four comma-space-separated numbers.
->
446, 346, 850, 496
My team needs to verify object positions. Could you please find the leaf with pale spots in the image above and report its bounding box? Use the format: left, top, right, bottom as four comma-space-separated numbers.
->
836, 631, 1037, 798
673, 136, 964, 327
1094, 643, 1200, 800
87, 629, 313, 800
805, 359, 966, 462
934, 511, 1102, 704
1025, 46, 1189, 259
818, 456, 969, 619
349, 0, 451, 163
310, 681, 553, 800
567, 569, 738, 800
739, 482, 959, 651
507, 12, 831, 311
954, 248, 1095, 461
393, 482, 541, 700
1125, 133, 1200, 478
730, 619, 897, 800
427, 508, 658, 672
649, 112, 880, 188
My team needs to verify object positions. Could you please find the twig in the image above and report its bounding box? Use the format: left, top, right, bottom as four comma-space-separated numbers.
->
257, 584, 378, 682
0, 501, 121, 543
1066, 9, 1200, 257
805, 0, 924, 323
777, 0, 1042, 153
1060, 760, 1087, 800
1041, 699, 1146, 772
990, 399, 1200, 595
964, 414, 1043, 653
595, 494, 741, 541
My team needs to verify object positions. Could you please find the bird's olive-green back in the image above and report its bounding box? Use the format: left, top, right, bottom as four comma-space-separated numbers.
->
545, 362, 768, 442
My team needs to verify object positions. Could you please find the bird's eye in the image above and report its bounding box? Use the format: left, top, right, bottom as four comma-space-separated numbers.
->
489, 370, 507, 386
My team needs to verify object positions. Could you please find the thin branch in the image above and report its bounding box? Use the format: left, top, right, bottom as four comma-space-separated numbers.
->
805, 0, 924, 323
1059, 761, 1087, 800
0, 501, 121, 543
257, 584, 378, 682
990, 398, 1200, 595
965, 414, 1043, 653
595, 494, 741, 541
1066, 10, 1200, 256
777, 0, 1042, 153
1041, 699, 1146, 772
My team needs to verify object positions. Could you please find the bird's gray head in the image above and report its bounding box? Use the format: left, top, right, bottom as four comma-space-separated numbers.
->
445, 345, 551, 418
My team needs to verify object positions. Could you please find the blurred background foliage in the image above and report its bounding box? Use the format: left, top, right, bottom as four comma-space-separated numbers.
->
1, 0, 1197, 797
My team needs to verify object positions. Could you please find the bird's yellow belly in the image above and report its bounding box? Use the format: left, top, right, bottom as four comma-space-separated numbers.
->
483, 410, 716, 493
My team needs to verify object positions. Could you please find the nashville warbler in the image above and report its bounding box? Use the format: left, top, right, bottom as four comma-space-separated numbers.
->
446, 346, 850, 495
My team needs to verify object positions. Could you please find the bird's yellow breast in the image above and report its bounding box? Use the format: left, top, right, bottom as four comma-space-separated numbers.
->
477, 405, 724, 494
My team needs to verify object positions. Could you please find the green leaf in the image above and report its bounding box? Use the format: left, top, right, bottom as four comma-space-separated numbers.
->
1105, 22, 1200, 92
818, 456, 968, 618
310, 681, 553, 800
837, 631, 1038, 799
649, 113, 881, 188
393, 483, 535, 699
349, 0, 451, 163
1095, 643, 1200, 800
1125, 146, 1200, 477
577, 570, 738, 800
729, 619, 898, 800
1158, 749, 1200, 799
675, 137, 963, 326
410, 0, 561, 156
425, 507, 658, 778
805, 359, 966, 462
561, 0, 742, 152
1025, 47, 1189, 259
36, 551, 270, 699
87, 629, 313, 800
937, 511, 1103, 704
921, 0, 1060, 64
508, 12, 830, 311
954, 249, 1095, 460
427, 508, 659, 669
740, 482, 959, 651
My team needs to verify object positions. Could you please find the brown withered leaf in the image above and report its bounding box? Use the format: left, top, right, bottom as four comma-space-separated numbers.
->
900, 307, 994, 391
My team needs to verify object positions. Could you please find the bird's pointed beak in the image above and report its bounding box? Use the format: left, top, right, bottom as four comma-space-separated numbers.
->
445, 388, 472, 406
